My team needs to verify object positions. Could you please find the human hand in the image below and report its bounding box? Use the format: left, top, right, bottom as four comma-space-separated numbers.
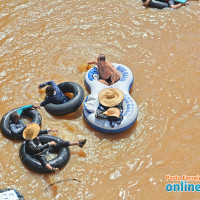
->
48, 141, 57, 146
32, 104, 40, 109
38, 84, 43, 89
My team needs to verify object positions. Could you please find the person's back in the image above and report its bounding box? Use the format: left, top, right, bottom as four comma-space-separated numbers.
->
10, 118, 25, 135
39, 81, 69, 106
44, 92, 66, 105
88, 54, 120, 85
98, 61, 114, 79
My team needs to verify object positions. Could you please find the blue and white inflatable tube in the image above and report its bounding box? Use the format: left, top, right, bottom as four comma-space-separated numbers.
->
83, 63, 138, 133
0, 188, 25, 200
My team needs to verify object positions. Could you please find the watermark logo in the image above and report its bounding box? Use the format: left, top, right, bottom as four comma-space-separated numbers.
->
165, 175, 200, 192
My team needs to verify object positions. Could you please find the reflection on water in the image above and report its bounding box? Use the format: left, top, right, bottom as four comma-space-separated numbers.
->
0, 0, 200, 199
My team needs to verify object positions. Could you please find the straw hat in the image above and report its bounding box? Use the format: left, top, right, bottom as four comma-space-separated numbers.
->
98, 88, 124, 107
23, 123, 40, 140
103, 107, 121, 118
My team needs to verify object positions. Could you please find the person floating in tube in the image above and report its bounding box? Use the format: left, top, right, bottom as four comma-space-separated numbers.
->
143, 0, 189, 9
23, 123, 87, 174
9, 104, 57, 137
88, 54, 120, 86
38, 81, 70, 106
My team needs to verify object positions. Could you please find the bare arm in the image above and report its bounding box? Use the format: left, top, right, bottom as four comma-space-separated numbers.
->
88, 60, 98, 65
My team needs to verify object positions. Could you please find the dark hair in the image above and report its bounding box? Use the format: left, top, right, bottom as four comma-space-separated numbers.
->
99, 54, 106, 61
46, 86, 55, 96
10, 112, 18, 122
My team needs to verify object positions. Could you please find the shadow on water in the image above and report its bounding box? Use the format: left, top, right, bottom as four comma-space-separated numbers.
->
43, 174, 58, 197
95, 121, 138, 142
83, 116, 138, 141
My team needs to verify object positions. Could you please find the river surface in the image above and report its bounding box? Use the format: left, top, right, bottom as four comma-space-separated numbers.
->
0, 0, 200, 199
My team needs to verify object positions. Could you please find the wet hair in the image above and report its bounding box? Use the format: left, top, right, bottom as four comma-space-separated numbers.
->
10, 112, 18, 122
99, 54, 106, 61
46, 86, 55, 96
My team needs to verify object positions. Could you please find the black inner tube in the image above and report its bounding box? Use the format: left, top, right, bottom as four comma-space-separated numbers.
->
19, 135, 70, 173
44, 82, 85, 116
0, 108, 42, 140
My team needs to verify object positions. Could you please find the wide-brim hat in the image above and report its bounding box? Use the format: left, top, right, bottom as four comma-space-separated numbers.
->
23, 123, 40, 140
98, 88, 124, 107
103, 107, 121, 118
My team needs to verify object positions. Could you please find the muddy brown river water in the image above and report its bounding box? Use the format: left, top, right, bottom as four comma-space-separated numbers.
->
0, 0, 200, 199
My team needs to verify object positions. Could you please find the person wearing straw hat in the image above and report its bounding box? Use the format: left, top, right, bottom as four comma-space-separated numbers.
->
103, 107, 121, 118
88, 54, 120, 86
98, 88, 124, 108
23, 123, 87, 173
103, 107, 123, 128
97, 88, 124, 127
